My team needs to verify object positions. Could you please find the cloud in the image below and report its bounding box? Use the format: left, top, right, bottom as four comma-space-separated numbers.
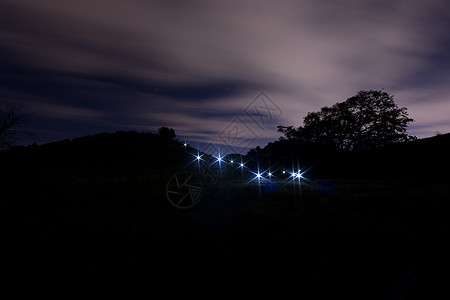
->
1, 0, 449, 148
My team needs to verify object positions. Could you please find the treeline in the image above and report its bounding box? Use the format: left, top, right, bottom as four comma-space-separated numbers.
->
245, 133, 450, 181
244, 89, 449, 181
0, 131, 191, 183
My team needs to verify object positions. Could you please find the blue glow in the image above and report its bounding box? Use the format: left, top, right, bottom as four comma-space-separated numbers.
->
240, 163, 244, 167
230, 160, 234, 163
189, 152, 204, 166
268, 172, 272, 176
256, 173, 262, 178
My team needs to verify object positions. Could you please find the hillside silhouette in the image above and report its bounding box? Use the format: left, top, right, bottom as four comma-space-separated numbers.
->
2, 130, 450, 298
1, 131, 196, 184
245, 132, 450, 181
3, 129, 445, 182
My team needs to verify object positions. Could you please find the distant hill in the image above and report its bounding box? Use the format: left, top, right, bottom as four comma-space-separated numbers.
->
2, 131, 449, 184
244, 133, 450, 181
408, 132, 450, 146
0, 131, 195, 183
384, 132, 450, 180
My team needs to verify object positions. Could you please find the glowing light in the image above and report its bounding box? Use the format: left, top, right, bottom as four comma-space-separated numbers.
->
217, 156, 222, 162
268, 172, 272, 176
282, 170, 286, 174
191, 151, 203, 163
183, 143, 187, 147
289, 170, 303, 179
256, 173, 262, 179
230, 160, 234, 163
240, 163, 244, 167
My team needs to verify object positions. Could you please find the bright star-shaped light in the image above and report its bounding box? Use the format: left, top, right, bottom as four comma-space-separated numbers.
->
196, 155, 201, 160
240, 163, 244, 167
268, 172, 272, 176
230, 160, 234, 163
256, 173, 262, 178
183, 143, 187, 147
282, 170, 286, 174
217, 156, 222, 162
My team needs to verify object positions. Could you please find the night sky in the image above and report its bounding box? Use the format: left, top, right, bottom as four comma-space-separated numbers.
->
2, 0, 450, 153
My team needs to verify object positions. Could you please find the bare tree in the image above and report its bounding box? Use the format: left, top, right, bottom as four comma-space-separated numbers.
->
0, 102, 28, 150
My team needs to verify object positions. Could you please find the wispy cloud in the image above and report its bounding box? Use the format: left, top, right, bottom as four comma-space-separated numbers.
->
1, 0, 449, 148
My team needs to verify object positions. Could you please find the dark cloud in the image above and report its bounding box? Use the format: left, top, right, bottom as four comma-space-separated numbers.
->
1, 0, 450, 151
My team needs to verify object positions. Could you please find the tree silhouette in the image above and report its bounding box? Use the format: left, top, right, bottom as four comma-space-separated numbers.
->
0, 102, 27, 150
278, 90, 415, 150
158, 127, 176, 140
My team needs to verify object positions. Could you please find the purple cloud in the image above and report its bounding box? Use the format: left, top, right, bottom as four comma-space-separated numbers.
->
1, 0, 449, 151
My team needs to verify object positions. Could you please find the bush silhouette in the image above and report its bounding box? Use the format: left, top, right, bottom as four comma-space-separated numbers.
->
158, 127, 176, 140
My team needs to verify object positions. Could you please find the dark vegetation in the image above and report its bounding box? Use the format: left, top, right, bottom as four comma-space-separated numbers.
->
2, 130, 450, 298
246, 133, 450, 182
0, 102, 28, 149
250, 90, 448, 182
277, 90, 416, 151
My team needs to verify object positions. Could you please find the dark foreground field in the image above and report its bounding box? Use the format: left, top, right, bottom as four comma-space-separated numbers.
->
3, 175, 450, 299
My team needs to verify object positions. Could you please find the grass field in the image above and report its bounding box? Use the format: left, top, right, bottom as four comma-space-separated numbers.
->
3, 173, 449, 298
